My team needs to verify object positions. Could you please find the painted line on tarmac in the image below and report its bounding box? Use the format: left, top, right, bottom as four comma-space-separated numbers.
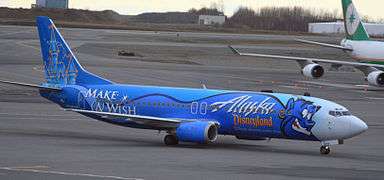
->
0, 167, 143, 180
6, 165, 49, 169
279, 85, 309, 90
366, 97, 384, 100
298, 80, 356, 89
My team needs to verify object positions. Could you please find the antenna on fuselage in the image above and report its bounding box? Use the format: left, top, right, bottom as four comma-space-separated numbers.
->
200, 81, 207, 89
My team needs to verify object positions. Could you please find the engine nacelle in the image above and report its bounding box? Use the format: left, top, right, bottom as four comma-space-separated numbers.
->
367, 71, 384, 86
302, 64, 324, 79
176, 121, 218, 144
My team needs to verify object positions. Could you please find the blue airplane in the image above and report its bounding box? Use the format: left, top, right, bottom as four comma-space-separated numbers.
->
0, 17, 368, 155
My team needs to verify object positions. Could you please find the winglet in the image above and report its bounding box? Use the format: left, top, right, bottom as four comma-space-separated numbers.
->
228, 45, 241, 55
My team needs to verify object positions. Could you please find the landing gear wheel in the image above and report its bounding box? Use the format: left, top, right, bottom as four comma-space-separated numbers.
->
320, 146, 331, 155
164, 135, 178, 146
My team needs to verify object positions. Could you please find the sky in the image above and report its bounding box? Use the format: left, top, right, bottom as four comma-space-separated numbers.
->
1, 0, 383, 19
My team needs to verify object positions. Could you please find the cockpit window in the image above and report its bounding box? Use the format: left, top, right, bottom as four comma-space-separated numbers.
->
329, 110, 352, 117
342, 111, 352, 116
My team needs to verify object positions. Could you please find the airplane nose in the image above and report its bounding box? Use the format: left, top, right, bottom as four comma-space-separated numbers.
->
349, 116, 368, 137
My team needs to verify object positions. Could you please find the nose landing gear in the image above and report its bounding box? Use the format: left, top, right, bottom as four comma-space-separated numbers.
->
320, 140, 339, 155
164, 134, 178, 146
320, 145, 331, 155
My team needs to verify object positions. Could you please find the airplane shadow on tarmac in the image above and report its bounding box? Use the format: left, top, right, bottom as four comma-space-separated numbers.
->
1, 127, 380, 163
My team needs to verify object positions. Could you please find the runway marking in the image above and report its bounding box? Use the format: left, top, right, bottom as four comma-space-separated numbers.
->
0, 167, 143, 180
8, 165, 49, 169
298, 80, 357, 89
366, 97, 384, 100
279, 85, 309, 90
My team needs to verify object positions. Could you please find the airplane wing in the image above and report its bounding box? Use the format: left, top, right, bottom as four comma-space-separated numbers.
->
0, 79, 61, 91
67, 109, 184, 129
295, 39, 353, 51
228, 45, 384, 70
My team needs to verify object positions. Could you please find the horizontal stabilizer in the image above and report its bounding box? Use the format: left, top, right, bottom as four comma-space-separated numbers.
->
296, 39, 353, 51
0, 79, 61, 91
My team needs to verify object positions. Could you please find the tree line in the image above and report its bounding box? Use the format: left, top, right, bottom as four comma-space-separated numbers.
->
226, 7, 339, 32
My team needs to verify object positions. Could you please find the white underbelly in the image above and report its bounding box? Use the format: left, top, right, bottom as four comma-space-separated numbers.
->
346, 41, 384, 61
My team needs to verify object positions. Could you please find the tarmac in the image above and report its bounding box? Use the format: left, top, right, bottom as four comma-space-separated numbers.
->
0, 25, 383, 180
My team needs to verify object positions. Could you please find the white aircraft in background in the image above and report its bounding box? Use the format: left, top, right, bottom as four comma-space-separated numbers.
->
230, 0, 384, 87
296, 0, 384, 64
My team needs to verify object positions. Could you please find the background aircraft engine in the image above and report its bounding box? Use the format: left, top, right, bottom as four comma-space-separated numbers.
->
176, 121, 218, 144
367, 71, 384, 86
302, 64, 324, 78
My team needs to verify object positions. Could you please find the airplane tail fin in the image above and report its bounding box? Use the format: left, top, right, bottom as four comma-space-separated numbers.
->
36, 16, 112, 86
342, 0, 370, 41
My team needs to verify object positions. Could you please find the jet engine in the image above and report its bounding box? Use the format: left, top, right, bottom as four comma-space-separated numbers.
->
367, 71, 384, 86
176, 121, 218, 144
302, 64, 324, 79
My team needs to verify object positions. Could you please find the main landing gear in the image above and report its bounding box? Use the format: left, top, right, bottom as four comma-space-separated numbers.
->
164, 134, 178, 145
320, 145, 331, 155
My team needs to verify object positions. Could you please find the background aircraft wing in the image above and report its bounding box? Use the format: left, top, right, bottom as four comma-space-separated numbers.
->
228, 45, 384, 70
67, 109, 184, 129
0, 79, 61, 91
295, 39, 353, 51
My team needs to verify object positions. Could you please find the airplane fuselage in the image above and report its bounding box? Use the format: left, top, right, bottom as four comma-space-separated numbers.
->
40, 84, 368, 142
341, 39, 384, 63
0, 16, 369, 154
